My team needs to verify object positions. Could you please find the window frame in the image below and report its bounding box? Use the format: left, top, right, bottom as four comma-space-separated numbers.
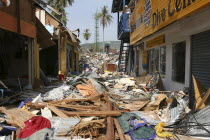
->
172, 41, 186, 84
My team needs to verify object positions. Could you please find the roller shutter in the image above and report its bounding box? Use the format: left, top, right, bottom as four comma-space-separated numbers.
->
191, 30, 210, 89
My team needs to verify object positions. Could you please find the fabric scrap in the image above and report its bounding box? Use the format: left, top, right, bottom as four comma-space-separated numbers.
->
17, 128, 52, 140
154, 122, 174, 138
18, 116, 51, 138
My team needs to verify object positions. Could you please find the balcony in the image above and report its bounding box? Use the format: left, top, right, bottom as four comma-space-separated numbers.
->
118, 13, 130, 40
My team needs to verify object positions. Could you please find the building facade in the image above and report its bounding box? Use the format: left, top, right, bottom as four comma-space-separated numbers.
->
130, 0, 210, 92
0, 0, 38, 89
112, 0, 134, 72
35, 1, 80, 79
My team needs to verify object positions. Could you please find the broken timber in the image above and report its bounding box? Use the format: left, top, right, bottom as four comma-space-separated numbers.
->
106, 101, 115, 140
61, 110, 121, 117
114, 118, 126, 140
48, 105, 69, 118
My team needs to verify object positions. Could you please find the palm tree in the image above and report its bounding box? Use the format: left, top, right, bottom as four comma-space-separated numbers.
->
48, 0, 74, 7
83, 29, 91, 52
97, 6, 113, 52
48, 0, 74, 25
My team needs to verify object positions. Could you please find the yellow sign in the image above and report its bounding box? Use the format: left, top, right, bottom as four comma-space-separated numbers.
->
146, 34, 165, 49
130, 0, 210, 45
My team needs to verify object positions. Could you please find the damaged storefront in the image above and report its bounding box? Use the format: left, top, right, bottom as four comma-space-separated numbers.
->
130, 0, 210, 92
35, 2, 81, 81
0, 0, 37, 90
0, 29, 32, 89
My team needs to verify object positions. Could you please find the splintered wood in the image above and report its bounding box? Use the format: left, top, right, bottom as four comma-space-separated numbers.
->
48, 106, 69, 118
0, 107, 35, 128
76, 79, 99, 97
71, 119, 106, 138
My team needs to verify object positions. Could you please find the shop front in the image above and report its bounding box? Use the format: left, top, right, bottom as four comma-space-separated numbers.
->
130, 0, 210, 90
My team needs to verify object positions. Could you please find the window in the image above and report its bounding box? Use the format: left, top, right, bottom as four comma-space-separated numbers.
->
160, 46, 166, 78
148, 46, 166, 78
172, 41, 186, 83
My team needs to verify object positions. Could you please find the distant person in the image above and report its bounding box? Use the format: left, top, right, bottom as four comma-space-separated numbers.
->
0, 0, 10, 7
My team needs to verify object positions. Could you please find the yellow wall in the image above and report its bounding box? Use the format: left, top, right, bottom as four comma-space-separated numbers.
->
66, 40, 80, 72
130, 0, 210, 45
59, 36, 67, 76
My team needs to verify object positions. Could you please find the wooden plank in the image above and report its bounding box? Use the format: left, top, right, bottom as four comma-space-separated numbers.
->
49, 94, 103, 104
114, 118, 126, 140
26, 102, 100, 111
192, 76, 207, 109
0, 11, 36, 38
0, 117, 18, 127
106, 101, 114, 140
52, 104, 100, 111
61, 110, 121, 117
0, 107, 35, 128
124, 100, 150, 111
48, 106, 69, 118
196, 89, 210, 110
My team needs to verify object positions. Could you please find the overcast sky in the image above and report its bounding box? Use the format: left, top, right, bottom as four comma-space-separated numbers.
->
66, 0, 118, 44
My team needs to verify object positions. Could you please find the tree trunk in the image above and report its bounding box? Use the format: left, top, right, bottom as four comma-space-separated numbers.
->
103, 27, 105, 53
86, 40, 87, 53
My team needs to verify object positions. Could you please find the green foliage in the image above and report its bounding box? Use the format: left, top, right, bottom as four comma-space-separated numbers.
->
48, 0, 74, 25
83, 29, 91, 41
48, 0, 74, 7
97, 6, 113, 51
97, 6, 113, 31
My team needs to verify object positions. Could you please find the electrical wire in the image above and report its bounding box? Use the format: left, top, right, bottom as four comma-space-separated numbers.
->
173, 91, 210, 137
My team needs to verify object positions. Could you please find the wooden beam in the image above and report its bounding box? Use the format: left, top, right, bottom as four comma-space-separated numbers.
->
196, 89, 210, 110
48, 106, 69, 118
51, 104, 100, 111
106, 101, 115, 140
49, 94, 103, 104
61, 110, 121, 117
26, 102, 100, 111
114, 118, 126, 140
192, 76, 207, 109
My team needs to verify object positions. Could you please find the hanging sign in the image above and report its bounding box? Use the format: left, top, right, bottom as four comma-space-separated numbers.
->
146, 34, 165, 49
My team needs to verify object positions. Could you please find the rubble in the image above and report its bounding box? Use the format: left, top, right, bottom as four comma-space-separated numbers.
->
0, 53, 209, 140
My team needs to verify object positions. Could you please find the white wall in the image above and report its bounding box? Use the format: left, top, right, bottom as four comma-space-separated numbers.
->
163, 7, 210, 90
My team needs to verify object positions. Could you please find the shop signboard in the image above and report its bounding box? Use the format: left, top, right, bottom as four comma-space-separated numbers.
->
130, 0, 210, 45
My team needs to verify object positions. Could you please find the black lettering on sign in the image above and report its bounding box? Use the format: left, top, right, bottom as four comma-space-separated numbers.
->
187, 0, 192, 6
168, 0, 175, 16
183, 0, 187, 9
161, 8, 167, 21
152, 8, 167, 28
168, 0, 197, 16
152, 12, 157, 28
176, 0, 182, 12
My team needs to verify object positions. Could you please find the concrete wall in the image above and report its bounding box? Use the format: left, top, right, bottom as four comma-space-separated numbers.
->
163, 7, 210, 90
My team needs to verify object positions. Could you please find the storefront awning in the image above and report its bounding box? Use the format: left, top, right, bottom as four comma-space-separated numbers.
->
36, 18, 55, 49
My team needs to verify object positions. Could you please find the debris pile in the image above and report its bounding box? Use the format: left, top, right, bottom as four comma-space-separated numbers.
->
0, 54, 209, 140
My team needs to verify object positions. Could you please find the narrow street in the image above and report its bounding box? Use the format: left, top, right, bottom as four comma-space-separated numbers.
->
0, 0, 210, 140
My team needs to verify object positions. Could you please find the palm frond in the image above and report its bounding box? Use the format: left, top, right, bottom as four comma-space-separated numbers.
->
97, 6, 113, 29
83, 29, 91, 41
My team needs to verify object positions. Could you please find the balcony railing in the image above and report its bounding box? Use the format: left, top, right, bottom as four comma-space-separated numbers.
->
118, 13, 131, 39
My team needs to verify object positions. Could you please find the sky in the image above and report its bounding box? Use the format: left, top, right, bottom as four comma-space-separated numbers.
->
66, 0, 118, 44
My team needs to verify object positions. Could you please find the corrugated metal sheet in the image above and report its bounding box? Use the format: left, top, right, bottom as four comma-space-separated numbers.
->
191, 30, 210, 89
188, 106, 210, 136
